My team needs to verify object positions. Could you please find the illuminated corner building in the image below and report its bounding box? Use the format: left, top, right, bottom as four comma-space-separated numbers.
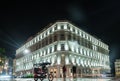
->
15, 20, 110, 78
115, 59, 120, 77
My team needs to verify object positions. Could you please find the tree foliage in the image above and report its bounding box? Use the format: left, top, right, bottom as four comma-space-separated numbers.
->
0, 48, 6, 66
0, 48, 5, 57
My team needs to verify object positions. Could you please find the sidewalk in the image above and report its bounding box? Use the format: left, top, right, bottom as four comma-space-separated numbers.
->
109, 78, 120, 81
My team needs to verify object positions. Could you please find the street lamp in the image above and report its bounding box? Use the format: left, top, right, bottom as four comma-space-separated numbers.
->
23, 49, 30, 54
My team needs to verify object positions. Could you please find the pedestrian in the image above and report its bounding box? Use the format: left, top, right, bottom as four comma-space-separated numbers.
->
72, 66, 76, 78
62, 65, 66, 78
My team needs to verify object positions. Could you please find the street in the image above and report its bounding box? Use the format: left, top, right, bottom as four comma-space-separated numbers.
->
0, 78, 112, 81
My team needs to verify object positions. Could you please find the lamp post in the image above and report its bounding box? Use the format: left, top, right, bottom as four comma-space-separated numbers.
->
23, 49, 30, 54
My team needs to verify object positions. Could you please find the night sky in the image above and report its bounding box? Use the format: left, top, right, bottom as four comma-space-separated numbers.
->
0, 0, 120, 75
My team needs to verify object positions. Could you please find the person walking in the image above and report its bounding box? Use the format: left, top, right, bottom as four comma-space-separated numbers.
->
62, 65, 66, 78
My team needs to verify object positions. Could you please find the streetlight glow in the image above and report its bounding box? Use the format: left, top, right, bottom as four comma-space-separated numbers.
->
24, 49, 30, 54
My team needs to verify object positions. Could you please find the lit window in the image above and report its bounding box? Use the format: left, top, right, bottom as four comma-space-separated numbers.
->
40, 34, 42, 39
90, 37, 91, 41
48, 48, 50, 54
64, 24, 67, 29
75, 28, 78, 34
47, 30, 50, 35
44, 50, 46, 55
70, 26, 73, 31
52, 46, 54, 52
87, 50, 89, 56
86, 35, 88, 40
57, 44, 61, 51
44, 32, 46, 37
76, 48, 79, 53
80, 48, 82, 54
58, 24, 60, 29
37, 36, 39, 41
34, 38, 36, 43
79, 31, 81, 36
52, 27, 54, 32
83, 33, 85, 38
65, 43, 68, 50
84, 50, 86, 55
31, 56, 33, 60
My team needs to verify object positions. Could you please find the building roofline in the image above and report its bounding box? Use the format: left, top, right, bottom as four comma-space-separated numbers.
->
17, 20, 109, 52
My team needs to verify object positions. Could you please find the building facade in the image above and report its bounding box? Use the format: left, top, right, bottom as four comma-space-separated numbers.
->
115, 59, 120, 77
15, 20, 110, 77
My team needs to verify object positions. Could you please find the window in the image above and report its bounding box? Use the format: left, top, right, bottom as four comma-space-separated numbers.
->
87, 50, 89, 56
37, 36, 39, 41
61, 24, 64, 29
75, 29, 78, 34
67, 24, 70, 30
47, 48, 50, 54
34, 38, 36, 43
42, 39, 45, 47
78, 38, 81, 45
54, 45, 57, 51
50, 47, 52, 53
54, 25, 57, 30
47, 30, 50, 35
77, 30, 79, 34
49, 36, 52, 43
70, 27, 72, 31
73, 35, 76, 41
60, 34, 65, 40
68, 34, 71, 40
46, 38, 48, 45
54, 35, 57, 42
61, 44, 65, 51
73, 28, 75, 32
50, 28, 52, 33
44, 33, 46, 37
64, 24, 67, 29
52, 27, 54, 32
84, 50, 86, 55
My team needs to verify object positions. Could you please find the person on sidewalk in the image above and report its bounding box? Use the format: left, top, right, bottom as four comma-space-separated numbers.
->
62, 65, 67, 78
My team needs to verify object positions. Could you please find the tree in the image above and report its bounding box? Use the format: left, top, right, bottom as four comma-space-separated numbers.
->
0, 48, 5, 56
0, 48, 6, 66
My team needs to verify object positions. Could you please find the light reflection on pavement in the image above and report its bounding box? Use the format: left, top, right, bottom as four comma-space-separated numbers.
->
0, 78, 112, 81
15, 78, 110, 81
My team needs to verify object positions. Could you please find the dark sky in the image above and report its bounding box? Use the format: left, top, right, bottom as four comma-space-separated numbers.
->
0, 0, 120, 74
